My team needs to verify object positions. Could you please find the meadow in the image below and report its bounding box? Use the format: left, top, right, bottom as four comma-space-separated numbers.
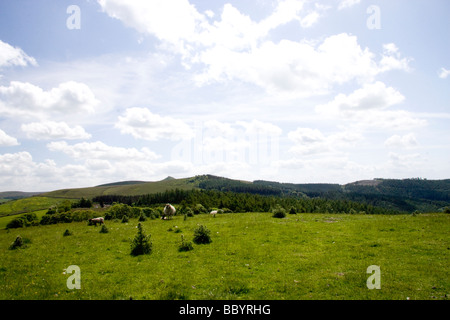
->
0, 212, 448, 300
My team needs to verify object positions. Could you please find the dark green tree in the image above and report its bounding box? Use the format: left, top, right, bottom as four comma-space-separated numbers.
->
130, 223, 152, 256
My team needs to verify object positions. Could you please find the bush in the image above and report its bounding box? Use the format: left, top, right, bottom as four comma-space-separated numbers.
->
193, 204, 208, 215
142, 208, 159, 219
99, 224, 109, 234
121, 215, 129, 223
289, 207, 297, 215
178, 235, 194, 252
138, 213, 147, 222
185, 208, 194, 217
193, 225, 212, 244
272, 205, 286, 218
8, 236, 30, 250
107, 203, 131, 220
63, 229, 73, 237
130, 223, 152, 256
7, 213, 39, 229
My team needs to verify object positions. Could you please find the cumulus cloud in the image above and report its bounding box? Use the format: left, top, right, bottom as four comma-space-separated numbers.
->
0, 129, 19, 146
287, 127, 362, 155
0, 81, 100, 119
316, 81, 405, 115
379, 43, 412, 72
338, 0, 360, 10
21, 121, 91, 140
0, 40, 37, 68
438, 67, 450, 79
98, 1, 413, 96
47, 140, 160, 162
115, 107, 194, 141
384, 133, 418, 149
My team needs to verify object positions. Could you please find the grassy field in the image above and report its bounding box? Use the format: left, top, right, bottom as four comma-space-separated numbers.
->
41, 177, 199, 199
0, 212, 448, 300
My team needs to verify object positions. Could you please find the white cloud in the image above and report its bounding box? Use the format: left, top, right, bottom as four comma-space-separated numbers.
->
195, 34, 410, 97
384, 133, 418, 149
97, 1, 411, 97
300, 11, 320, 28
379, 43, 412, 72
21, 121, 91, 140
115, 107, 194, 141
0, 40, 37, 68
316, 82, 427, 131
438, 67, 450, 79
47, 140, 160, 161
388, 152, 422, 168
316, 81, 405, 115
0, 81, 100, 119
338, 0, 361, 10
287, 127, 362, 155
0, 129, 19, 146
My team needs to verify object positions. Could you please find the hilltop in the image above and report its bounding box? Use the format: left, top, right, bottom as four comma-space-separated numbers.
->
38, 175, 450, 213
1, 175, 449, 219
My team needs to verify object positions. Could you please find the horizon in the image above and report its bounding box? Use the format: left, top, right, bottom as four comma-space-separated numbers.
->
1, 1, 449, 192
1, 174, 447, 194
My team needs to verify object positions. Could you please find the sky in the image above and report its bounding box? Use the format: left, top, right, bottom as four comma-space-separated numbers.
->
0, 0, 449, 192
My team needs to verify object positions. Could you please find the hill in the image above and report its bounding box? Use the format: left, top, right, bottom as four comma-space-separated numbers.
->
0, 191, 44, 201
41, 176, 201, 199
2, 175, 449, 218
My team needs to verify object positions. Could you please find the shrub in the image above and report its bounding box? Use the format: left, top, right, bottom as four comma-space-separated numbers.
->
272, 205, 286, 218
142, 208, 159, 219
99, 224, 109, 234
7, 213, 39, 229
193, 225, 212, 244
130, 223, 152, 256
8, 236, 30, 250
185, 208, 194, 217
138, 213, 147, 222
289, 207, 297, 215
178, 235, 194, 252
63, 229, 73, 236
193, 204, 207, 215
121, 215, 129, 223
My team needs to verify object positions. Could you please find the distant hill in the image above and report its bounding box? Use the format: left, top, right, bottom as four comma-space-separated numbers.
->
41, 176, 202, 199
4, 175, 450, 214
96, 180, 148, 187
0, 191, 43, 200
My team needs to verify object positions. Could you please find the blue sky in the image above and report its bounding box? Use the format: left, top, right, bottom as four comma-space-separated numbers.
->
0, 0, 449, 191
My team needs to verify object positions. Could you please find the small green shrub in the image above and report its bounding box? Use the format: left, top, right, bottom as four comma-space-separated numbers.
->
178, 235, 194, 252
99, 224, 109, 233
193, 225, 212, 244
272, 205, 286, 218
130, 223, 152, 256
8, 236, 30, 250
289, 207, 297, 215
121, 215, 129, 223
63, 229, 73, 237
7, 213, 39, 229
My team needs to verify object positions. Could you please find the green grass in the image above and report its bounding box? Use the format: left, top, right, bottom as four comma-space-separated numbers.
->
0, 212, 448, 300
0, 197, 68, 218
41, 177, 199, 199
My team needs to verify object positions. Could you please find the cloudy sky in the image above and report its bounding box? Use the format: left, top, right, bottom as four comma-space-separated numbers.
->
0, 0, 449, 191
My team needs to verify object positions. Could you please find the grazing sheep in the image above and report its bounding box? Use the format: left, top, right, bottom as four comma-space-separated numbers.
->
162, 204, 176, 220
88, 217, 104, 226
210, 210, 218, 216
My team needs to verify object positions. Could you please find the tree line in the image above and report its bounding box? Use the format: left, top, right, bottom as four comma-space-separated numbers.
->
93, 188, 399, 214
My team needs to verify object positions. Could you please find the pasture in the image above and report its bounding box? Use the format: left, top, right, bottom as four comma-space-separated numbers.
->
0, 212, 448, 300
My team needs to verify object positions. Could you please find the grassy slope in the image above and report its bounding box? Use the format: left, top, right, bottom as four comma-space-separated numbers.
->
0, 212, 448, 300
41, 177, 199, 199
